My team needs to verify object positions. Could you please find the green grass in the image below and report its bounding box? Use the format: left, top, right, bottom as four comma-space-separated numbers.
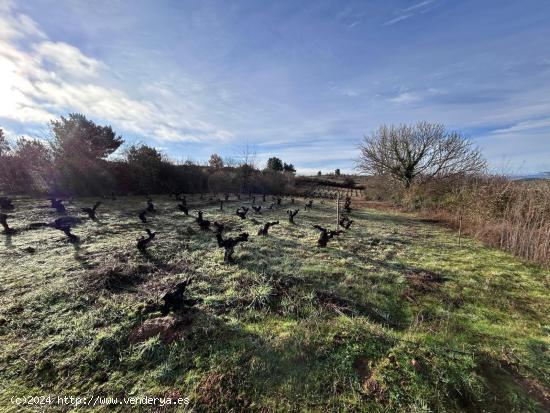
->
0, 195, 548, 412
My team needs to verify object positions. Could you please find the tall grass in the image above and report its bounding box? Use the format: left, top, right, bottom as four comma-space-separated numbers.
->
488, 179, 549, 266
388, 175, 550, 268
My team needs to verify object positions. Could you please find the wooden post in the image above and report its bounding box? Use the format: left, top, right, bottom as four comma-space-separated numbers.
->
336, 193, 340, 231
458, 213, 462, 246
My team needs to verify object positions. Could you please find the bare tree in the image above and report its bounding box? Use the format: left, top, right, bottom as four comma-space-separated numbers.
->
0, 128, 10, 157
208, 153, 224, 169
237, 143, 257, 193
239, 142, 258, 170
357, 122, 486, 188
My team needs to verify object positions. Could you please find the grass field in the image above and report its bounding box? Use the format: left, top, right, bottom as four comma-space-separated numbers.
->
0, 195, 548, 412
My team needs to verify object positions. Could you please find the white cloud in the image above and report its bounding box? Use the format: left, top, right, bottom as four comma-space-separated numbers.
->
0, 2, 233, 143
34, 41, 104, 78
388, 91, 420, 104
0, 1, 45, 40
490, 118, 550, 135
14, 13, 46, 39
152, 125, 201, 143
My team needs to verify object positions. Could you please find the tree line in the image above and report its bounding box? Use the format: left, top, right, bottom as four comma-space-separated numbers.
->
0, 114, 296, 196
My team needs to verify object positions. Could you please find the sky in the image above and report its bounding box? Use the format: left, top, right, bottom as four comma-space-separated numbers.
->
1, 0, 549, 175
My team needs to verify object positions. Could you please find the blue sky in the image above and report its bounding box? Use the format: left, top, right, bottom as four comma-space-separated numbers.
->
1, 0, 549, 174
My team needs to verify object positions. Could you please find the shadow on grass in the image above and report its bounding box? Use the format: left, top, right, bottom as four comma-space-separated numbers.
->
138, 249, 170, 269
3, 233, 13, 248
158, 311, 394, 412
233, 233, 303, 273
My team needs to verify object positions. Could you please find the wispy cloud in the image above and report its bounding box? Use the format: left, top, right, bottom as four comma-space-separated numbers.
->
388, 91, 421, 104
346, 20, 361, 30
383, 0, 438, 26
490, 118, 550, 135
403, 0, 436, 12
34, 41, 104, 78
383, 14, 413, 26
0, 0, 46, 40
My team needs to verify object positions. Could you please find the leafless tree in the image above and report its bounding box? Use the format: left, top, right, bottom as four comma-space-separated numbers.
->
208, 153, 224, 169
357, 122, 486, 188
239, 142, 258, 170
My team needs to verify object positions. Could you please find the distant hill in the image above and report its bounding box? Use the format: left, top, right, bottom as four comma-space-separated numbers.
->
512, 171, 550, 180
